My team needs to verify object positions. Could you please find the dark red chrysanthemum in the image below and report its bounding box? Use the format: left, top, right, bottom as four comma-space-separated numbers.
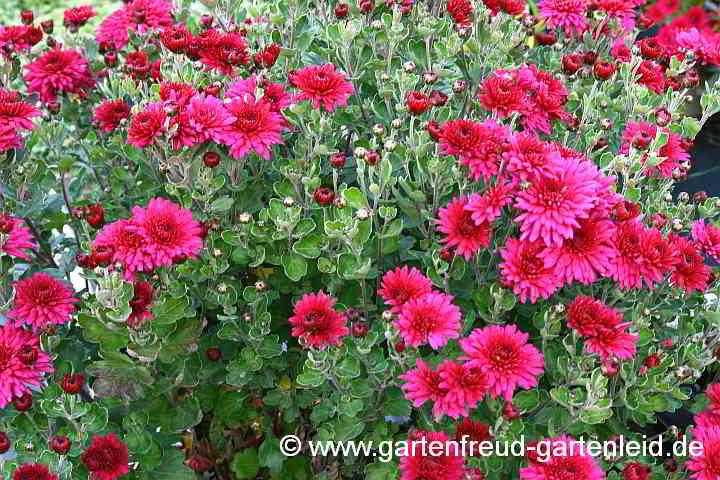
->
254, 44, 282, 68
454, 417, 492, 451
160, 24, 191, 53
129, 281, 154, 326
448, 0, 474, 23
567, 296, 623, 337
477, 74, 528, 118
94, 99, 131, 133
668, 233, 712, 293
24, 49, 95, 103
82, 433, 129, 480
196, 30, 249, 76
12, 463, 58, 480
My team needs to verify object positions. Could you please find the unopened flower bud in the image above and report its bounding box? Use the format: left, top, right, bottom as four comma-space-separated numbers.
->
283, 197, 295, 206
423, 72, 438, 84
384, 139, 397, 151
372, 124, 385, 135
452, 80, 467, 94
354, 147, 367, 159
403, 61, 416, 73
391, 118, 402, 129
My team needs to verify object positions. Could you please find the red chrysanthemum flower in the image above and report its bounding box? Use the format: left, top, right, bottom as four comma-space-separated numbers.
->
9, 273, 79, 331
288, 292, 349, 349
620, 122, 689, 178
197, 30, 249, 76
394, 292, 463, 349
399, 431, 466, 480
377, 266, 433, 312
584, 324, 638, 360
92, 218, 152, 280
634, 60, 666, 94
688, 426, 720, 480
0, 325, 53, 408
94, 99, 131, 133
448, 0, 474, 22
668, 233, 712, 293
519, 436, 605, 480
460, 324, 544, 400
454, 417, 492, 448
406, 91, 432, 115
159, 24, 192, 53
465, 179, 516, 224
129, 281, 154, 326
436, 196, 491, 260
566, 296, 623, 337
499, 238, 560, 304
127, 102, 166, 148
537, 0, 589, 33
289, 64, 354, 112
96, 0, 173, 50
24, 49, 95, 103
437, 361, 489, 417
12, 463, 58, 480
0, 215, 38, 259
0, 91, 41, 130
483, 0, 526, 15
438, 119, 509, 181
623, 462, 651, 480
477, 74, 528, 119
515, 156, 603, 247
221, 98, 285, 159
82, 433, 130, 480
0, 25, 43, 52
692, 220, 720, 261
128, 198, 204, 268
504, 134, 561, 181
538, 213, 616, 285
158, 82, 196, 108
254, 44, 282, 69
63, 6, 97, 30
400, 359, 452, 419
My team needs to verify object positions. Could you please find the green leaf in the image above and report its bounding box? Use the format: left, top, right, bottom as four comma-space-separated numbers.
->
149, 450, 196, 480
283, 253, 308, 281
210, 196, 234, 212
293, 218, 316, 237
231, 449, 260, 479
343, 187, 369, 209
336, 357, 361, 380
259, 438, 286, 473
293, 233, 325, 259
296, 370, 326, 388
258, 335, 284, 358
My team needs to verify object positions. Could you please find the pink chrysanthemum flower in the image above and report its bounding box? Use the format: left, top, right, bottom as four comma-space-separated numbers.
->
128, 198, 204, 268
197, 31, 249, 76
96, 0, 173, 50
289, 64, 354, 112
92, 218, 153, 280
82, 433, 129, 480
225, 75, 294, 117
465, 179, 516, 224
24, 49, 94, 103
460, 324, 544, 400
186, 94, 235, 144
696, 412, 720, 429
399, 431, 466, 480
668, 233, 712, 293
504, 134, 561, 181
0, 126, 22, 152
538, 214, 616, 285
437, 361, 489, 417
158, 82, 196, 108
436, 196, 491, 260
221, 98, 285, 159
0, 215, 38, 260
514, 156, 602, 248
0, 91, 40, 130
607, 220, 677, 289
127, 102, 166, 148
692, 220, 720, 261
688, 426, 720, 480
499, 238, 559, 304
11, 463, 58, 480
519, 436, 605, 480
288, 292, 349, 349
0, 324, 53, 408
399, 359, 452, 419
94, 99, 131, 133
537, 0, 589, 33
9, 273, 79, 331
394, 292, 462, 349
377, 266, 433, 312
438, 119, 509, 181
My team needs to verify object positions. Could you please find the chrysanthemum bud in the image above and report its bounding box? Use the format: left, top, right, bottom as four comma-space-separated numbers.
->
384, 139, 397, 151
373, 124, 385, 136
354, 147, 367, 159
423, 72, 438, 84
283, 197, 295, 207
403, 61, 416, 73
693, 191, 708, 203
50, 436, 71, 454
452, 80, 467, 94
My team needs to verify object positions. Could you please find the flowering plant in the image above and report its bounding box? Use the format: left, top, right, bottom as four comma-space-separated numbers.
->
2, 0, 720, 479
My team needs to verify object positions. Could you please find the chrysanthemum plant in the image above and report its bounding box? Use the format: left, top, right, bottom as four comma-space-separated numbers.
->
3, 0, 720, 478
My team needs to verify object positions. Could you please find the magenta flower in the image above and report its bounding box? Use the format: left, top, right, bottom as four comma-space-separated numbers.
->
1, 215, 38, 260
460, 324, 544, 400
96, 0, 173, 50
24, 49, 94, 103
9, 273, 79, 331
537, 0, 590, 34
221, 98, 285, 160
399, 431, 465, 480
692, 220, 720, 261
288, 64, 354, 112
437, 196, 491, 260
393, 292, 462, 349
0, 324, 53, 408
288, 292, 349, 349
499, 238, 560, 304
519, 436, 605, 480
378, 266, 433, 313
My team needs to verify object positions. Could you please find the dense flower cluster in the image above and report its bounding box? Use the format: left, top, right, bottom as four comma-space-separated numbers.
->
0, 325, 53, 408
